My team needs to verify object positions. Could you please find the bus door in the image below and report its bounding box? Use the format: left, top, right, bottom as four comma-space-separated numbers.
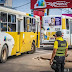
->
17, 15, 26, 54
66, 19, 70, 45
36, 21, 38, 47
17, 20, 21, 54
70, 19, 72, 46
17, 17, 28, 53
20, 17, 32, 53
36, 19, 40, 48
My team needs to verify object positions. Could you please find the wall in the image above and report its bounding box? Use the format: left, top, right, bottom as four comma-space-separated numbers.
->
4, 0, 12, 7
49, 9, 62, 15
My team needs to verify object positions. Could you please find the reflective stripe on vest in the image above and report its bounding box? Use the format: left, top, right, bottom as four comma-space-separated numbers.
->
56, 40, 67, 56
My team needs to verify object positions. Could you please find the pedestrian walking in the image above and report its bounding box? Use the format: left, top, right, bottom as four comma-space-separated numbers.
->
50, 31, 68, 72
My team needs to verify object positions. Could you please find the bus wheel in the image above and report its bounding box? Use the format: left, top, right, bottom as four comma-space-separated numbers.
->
0, 45, 8, 63
27, 42, 36, 54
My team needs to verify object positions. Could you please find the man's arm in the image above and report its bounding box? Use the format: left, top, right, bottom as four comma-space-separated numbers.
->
65, 48, 68, 57
50, 49, 57, 65
51, 49, 57, 61
65, 42, 68, 57
50, 41, 58, 65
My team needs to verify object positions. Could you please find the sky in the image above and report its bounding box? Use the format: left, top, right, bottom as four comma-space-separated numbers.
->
12, 0, 31, 14
12, 0, 72, 14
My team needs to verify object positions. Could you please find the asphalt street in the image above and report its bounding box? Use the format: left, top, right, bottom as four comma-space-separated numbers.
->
0, 48, 72, 72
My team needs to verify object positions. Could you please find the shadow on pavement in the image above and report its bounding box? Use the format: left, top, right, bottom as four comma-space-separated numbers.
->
38, 47, 53, 50
7, 52, 27, 61
39, 47, 72, 50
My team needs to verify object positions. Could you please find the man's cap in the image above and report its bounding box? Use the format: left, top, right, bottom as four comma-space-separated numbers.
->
53, 31, 62, 37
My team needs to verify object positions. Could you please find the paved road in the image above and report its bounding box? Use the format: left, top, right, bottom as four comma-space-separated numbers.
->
0, 49, 53, 72
0, 48, 72, 72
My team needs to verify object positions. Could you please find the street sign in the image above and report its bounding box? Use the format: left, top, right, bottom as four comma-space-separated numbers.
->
31, 0, 72, 9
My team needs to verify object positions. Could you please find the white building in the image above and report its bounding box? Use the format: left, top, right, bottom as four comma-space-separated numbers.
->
0, 0, 12, 7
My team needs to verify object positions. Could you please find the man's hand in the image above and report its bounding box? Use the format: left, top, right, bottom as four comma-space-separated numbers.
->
50, 49, 57, 65
65, 48, 68, 57
50, 59, 53, 65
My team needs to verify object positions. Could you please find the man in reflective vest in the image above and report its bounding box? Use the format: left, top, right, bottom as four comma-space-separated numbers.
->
50, 31, 68, 72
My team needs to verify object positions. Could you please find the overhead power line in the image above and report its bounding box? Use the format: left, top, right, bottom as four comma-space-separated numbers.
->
13, 2, 31, 9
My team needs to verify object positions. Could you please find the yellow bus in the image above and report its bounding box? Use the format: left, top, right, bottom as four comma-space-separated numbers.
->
0, 6, 40, 63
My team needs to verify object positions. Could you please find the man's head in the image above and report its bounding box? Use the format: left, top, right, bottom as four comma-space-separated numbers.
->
51, 17, 54, 23
53, 31, 62, 37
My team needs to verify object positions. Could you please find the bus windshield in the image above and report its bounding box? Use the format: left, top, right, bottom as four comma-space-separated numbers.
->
0, 12, 16, 32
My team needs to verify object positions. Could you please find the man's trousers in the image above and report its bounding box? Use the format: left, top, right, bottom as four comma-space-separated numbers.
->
54, 56, 65, 72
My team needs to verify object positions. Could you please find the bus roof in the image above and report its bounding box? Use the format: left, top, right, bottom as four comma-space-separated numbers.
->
0, 6, 26, 15
0, 6, 40, 19
43, 15, 72, 19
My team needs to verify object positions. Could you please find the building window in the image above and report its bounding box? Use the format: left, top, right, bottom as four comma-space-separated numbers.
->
66, 19, 69, 30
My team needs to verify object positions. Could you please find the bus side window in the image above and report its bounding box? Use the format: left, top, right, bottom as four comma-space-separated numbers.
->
1, 23, 7, 32
1, 12, 7, 22
32, 18, 36, 32
8, 14, 11, 22
18, 20, 20, 34
1, 12, 7, 32
30, 18, 32, 31
66, 19, 69, 30
26, 17, 31, 32
30, 18, 31, 24
24, 17, 26, 32
8, 14, 16, 32
12, 15, 16, 23
8, 24, 16, 32
8, 14, 16, 23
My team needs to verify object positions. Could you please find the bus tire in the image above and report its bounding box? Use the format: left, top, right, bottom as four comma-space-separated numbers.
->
27, 42, 36, 54
0, 45, 8, 63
